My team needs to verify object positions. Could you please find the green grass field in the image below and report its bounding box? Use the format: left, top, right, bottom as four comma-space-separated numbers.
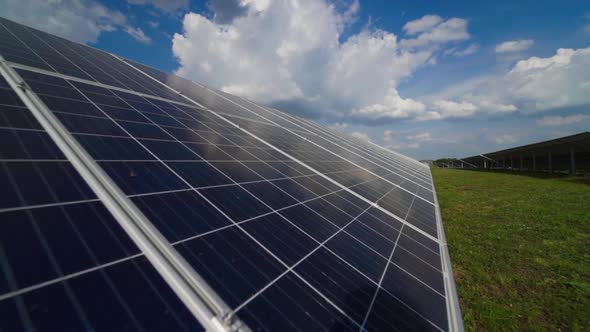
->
432, 168, 590, 331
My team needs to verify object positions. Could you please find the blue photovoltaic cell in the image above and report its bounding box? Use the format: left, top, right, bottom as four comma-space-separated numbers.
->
0, 75, 202, 331
239, 272, 359, 331
0, 16, 459, 332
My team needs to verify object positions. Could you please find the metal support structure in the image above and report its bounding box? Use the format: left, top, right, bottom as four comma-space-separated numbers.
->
459, 132, 590, 176
458, 159, 477, 169
570, 148, 576, 176
478, 154, 497, 170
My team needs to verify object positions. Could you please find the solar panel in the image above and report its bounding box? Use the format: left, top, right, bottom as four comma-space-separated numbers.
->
0, 16, 462, 331
0, 74, 202, 331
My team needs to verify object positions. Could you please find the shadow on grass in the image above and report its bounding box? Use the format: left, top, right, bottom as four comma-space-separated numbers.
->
437, 168, 590, 186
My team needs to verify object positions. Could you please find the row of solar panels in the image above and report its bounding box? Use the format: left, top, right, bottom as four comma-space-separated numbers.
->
0, 16, 461, 332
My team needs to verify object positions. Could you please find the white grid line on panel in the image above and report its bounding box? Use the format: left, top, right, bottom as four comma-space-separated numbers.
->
118, 57, 440, 244
178, 85, 440, 228
82, 86, 431, 295
7, 65, 405, 171
0, 136, 97, 330
203, 90, 436, 203
0, 121, 444, 331
2, 119, 352, 164
129, 99, 413, 256
0, 158, 70, 162
235, 100, 434, 188
231, 182, 446, 331
0, 197, 101, 213
118, 57, 450, 330
0, 56, 229, 332
359, 222, 405, 331
108, 63, 447, 322
360, 188, 418, 330
0, 165, 366, 215
0, 25, 234, 331
299, 117, 432, 182
9, 61, 278, 129
368, 138, 430, 170
315, 120, 429, 174
320, 127, 432, 182
4, 35, 450, 330
315, 119, 431, 175
230, 186, 396, 318
281, 118, 433, 185
0, 251, 142, 302
4, 63, 442, 262
62, 77, 372, 329
5, 22, 458, 330
0, 172, 379, 304
0, 20, 456, 330
281, 112, 434, 183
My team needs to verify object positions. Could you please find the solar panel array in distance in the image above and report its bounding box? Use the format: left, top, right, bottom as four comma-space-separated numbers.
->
0, 16, 462, 332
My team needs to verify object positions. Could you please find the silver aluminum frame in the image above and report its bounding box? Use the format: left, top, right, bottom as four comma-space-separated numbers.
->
431, 169, 464, 331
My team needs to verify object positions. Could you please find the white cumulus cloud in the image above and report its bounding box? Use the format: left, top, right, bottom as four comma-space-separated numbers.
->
351, 88, 427, 121
172, 3, 471, 124
537, 114, 589, 126
388, 142, 420, 150
476, 99, 517, 113
425, 46, 590, 119
124, 26, 152, 44
400, 17, 470, 49
493, 134, 518, 145
507, 47, 590, 111
444, 43, 478, 57
382, 130, 456, 152
351, 131, 370, 141
406, 132, 432, 142
431, 100, 478, 118
328, 122, 348, 131
495, 39, 534, 53
0, 0, 149, 45
127, 0, 189, 12
382, 129, 395, 142
402, 15, 443, 35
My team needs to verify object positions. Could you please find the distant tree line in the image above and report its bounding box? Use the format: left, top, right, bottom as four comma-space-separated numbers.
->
433, 158, 459, 167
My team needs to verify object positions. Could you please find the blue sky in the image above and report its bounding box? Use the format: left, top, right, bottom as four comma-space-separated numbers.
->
2, 0, 589, 160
